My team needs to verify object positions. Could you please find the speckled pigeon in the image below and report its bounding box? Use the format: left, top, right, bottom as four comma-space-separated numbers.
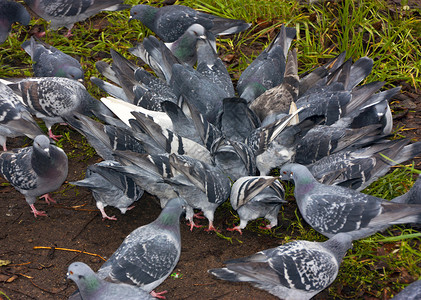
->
21, 37, 84, 80
96, 197, 186, 298
0, 0, 30, 44
209, 233, 353, 300
0, 135, 68, 217
67, 262, 154, 300
130, 4, 250, 43
70, 160, 144, 220
227, 176, 286, 234
0, 81, 44, 151
280, 163, 421, 240
3, 77, 113, 140
24, 0, 131, 37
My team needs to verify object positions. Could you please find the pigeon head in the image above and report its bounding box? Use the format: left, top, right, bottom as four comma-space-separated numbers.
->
130, 4, 157, 26
32, 135, 51, 158
156, 197, 187, 227
67, 262, 102, 294
185, 24, 206, 40
280, 163, 312, 182
59, 65, 84, 81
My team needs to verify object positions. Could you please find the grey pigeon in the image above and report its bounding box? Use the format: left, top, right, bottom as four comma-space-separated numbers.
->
96, 197, 186, 298
227, 176, 286, 234
0, 82, 44, 151
237, 25, 296, 102
209, 233, 353, 300
393, 175, 421, 205
0, 0, 30, 44
67, 262, 154, 300
280, 163, 421, 240
70, 160, 144, 220
21, 36, 84, 80
130, 4, 250, 43
393, 279, 421, 300
24, 0, 130, 36
4, 77, 113, 140
0, 135, 68, 217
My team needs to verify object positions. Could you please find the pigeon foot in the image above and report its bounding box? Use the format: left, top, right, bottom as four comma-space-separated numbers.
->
151, 290, 167, 299
30, 204, 47, 217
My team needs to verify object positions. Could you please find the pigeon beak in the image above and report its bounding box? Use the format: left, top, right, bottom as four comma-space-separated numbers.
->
128, 16, 134, 23
77, 79, 84, 83
44, 147, 51, 158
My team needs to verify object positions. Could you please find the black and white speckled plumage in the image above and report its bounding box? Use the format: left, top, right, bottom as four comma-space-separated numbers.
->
21, 37, 84, 80
0, 82, 44, 150
96, 197, 185, 292
0, 0, 30, 44
209, 233, 352, 300
24, 0, 130, 31
280, 163, 421, 240
0, 135, 68, 217
229, 176, 285, 233
67, 262, 154, 300
70, 160, 144, 220
130, 4, 250, 43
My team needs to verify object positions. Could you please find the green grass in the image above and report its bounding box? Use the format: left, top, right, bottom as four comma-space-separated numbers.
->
1, 0, 421, 298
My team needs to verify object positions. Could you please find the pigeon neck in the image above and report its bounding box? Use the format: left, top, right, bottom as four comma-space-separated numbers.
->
294, 175, 316, 196
156, 207, 183, 230
79, 274, 104, 297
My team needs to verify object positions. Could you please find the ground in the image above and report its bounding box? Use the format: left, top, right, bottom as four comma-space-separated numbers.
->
1, 1, 421, 300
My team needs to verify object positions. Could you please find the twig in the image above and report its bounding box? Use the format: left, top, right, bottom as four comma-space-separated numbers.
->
72, 214, 97, 241
33, 246, 106, 261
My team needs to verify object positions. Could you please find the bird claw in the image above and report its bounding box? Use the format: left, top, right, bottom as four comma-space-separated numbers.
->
205, 222, 220, 233
193, 211, 205, 219
39, 194, 57, 205
226, 226, 243, 235
259, 224, 273, 230
48, 130, 62, 141
30, 204, 47, 217
102, 215, 117, 221
187, 220, 202, 231
151, 290, 167, 299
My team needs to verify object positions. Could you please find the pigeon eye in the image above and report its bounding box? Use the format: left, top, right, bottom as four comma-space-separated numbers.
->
282, 171, 287, 174
69, 271, 73, 275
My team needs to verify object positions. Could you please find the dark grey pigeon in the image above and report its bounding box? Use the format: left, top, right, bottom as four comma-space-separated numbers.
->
24, 0, 130, 36
130, 4, 250, 43
67, 262, 154, 300
4, 77, 113, 140
0, 135, 68, 217
227, 176, 286, 234
196, 37, 235, 97
249, 49, 299, 122
0, 0, 30, 44
0, 81, 44, 151
96, 197, 186, 299
70, 160, 144, 220
209, 233, 353, 300
21, 37, 84, 80
237, 25, 296, 102
393, 279, 421, 300
280, 163, 421, 240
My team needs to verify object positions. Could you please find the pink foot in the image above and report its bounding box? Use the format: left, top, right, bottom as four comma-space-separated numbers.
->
99, 206, 117, 221
204, 222, 220, 233
193, 211, 206, 219
64, 28, 73, 37
226, 226, 243, 235
151, 290, 167, 299
39, 194, 57, 205
2, 142, 7, 151
30, 204, 47, 217
187, 220, 202, 231
126, 205, 135, 211
102, 215, 117, 221
48, 129, 62, 141
259, 224, 273, 230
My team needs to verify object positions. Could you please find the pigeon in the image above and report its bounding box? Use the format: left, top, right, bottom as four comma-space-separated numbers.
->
67, 262, 154, 300
164, 23, 207, 67
227, 176, 286, 234
393, 279, 421, 300
23, 0, 131, 37
130, 4, 251, 43
308, 139, 421, 191
237, 25, 296, 102
4, 77, 114, 140
209, 232, 353, 300
70, 160, 144, 220
280, 163, 421, 240
96, 197, 186, 298
0, 0, 30, 44
0, 82, 44, 151
0, 135, 68, 217
21, 36, 84, 80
